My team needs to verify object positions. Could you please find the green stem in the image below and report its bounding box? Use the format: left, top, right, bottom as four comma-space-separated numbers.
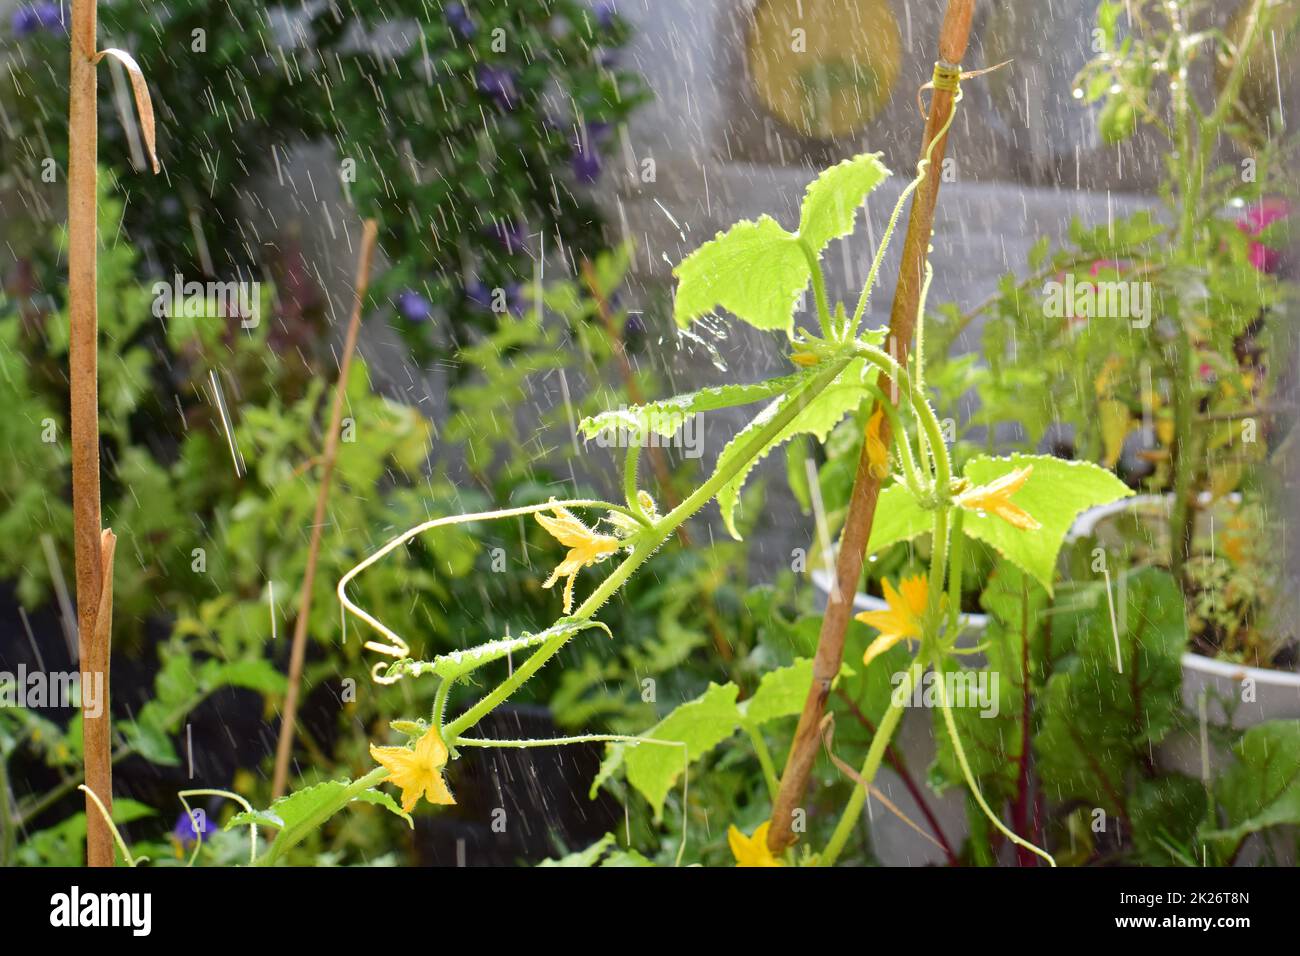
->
1168, 7, 1202, 585
853, 340, 950, 488
0, 757, 15, 865
801, 242, 834, 339
743, 723, 780, 801
623, 442, 647, 520
444, 358, 854, 743
178, 788, 257, 866
850, 89, 962, 336
925, 508, 951, 636
933, 656, 1056, 866
433, 678, 452, 729
946, 509, 966, 640
820, 657, 925, 866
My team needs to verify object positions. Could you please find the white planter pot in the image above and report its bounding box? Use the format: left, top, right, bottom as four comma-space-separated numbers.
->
1067, 494, 1300, 727
1070, 495, 1300, 865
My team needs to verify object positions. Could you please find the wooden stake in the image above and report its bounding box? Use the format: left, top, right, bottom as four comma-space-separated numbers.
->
766, 0, 976, 853
67, 0, 115, 868
272, 220, 380, 799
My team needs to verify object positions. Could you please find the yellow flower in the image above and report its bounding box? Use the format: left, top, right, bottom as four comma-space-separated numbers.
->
856, 575, 931, 667
536, 504, 622, 613
791, 351, 820, 367
728, 821, 783, 867
865, 406, 889, 479
370, 725, 456, 812
953, 466, 1041, 531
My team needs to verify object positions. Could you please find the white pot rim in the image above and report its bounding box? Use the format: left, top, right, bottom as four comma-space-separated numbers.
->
1065, 491, 1245, 542
1181, 651, 1300, 689
1064, 493, 1168, 542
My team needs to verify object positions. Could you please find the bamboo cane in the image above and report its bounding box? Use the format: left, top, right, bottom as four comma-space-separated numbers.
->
67, 0, 113, 868
272, 220, 380, 799
68, 0, 159, 866
766, 0, 976, 853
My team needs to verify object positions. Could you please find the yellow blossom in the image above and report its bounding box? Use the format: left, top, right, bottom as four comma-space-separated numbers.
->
856, 575, 931, 667
791, 350, 820, 367
953, 466, 1041, 531
728, 821, 783, 867
536, 504, 622, 613
865, 407, 889, 478
370, 725, 456, 812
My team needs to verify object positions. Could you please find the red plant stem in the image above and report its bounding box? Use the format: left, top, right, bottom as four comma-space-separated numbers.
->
1012, 581, 1036, 865
271, 220, 379, 799
767, 0, 975, 852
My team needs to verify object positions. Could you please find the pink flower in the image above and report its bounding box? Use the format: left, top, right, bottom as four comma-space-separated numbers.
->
1238, 198, 1290, 274
1089, 259, 1128, 277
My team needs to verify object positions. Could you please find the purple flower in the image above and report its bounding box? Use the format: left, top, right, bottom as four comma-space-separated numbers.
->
11, 2, 64, 36
466, 280, 526, 315
445, 2, 476, 39
476, 65, 518, 110
395, 290, 434, 322
172, 810, 214, 847
487, 220, 528, 254
572, 145, 601, 185
592, 1, 618, 29
571, 122, 612, 185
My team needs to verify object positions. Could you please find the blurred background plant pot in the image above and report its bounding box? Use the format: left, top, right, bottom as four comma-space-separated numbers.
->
1069, 494, 1300, 865
1067, 493, 1300, 725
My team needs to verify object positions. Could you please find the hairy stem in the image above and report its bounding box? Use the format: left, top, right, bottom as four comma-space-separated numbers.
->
442, 358, 854, 742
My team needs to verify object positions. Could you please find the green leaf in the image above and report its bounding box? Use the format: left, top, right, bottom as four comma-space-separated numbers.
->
578, 372, 809, 441
228, 778, 412, 853
1203, 721, 1300, 851
673, 215, 808, 333
206, 658, 288, 696
716, 361, 873, 539
740, 658, 813, 725
538, 833, 616, 867
16, 800, 156, 867
866, 482, 932, 554
798, 153, 890, 253
1130, 775, 1207, 865
353, 788, 415, 829
601, 847, 657, 866
625, 682, 743, 820
1035, 568, 1186, 814
671, 152, 889, 334
958, 454, 1133, 593
119, 715, 179, 766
